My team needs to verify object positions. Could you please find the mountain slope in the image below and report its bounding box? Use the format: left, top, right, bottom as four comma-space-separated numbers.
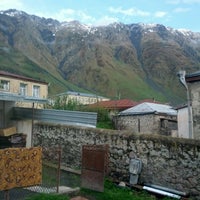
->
0, 9, 200, 104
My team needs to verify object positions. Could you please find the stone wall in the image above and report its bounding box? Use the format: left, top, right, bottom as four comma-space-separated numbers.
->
34, 123, 200, 198
115, 114, 158, 133
115, 114, 177, 136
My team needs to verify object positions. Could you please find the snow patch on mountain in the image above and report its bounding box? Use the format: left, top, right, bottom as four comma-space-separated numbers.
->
0, 9, 25, 17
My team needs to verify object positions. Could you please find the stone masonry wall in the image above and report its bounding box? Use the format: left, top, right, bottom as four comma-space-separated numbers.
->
34, 123, 200, 199
115, 114, 177, 135
116, 114, 160, 133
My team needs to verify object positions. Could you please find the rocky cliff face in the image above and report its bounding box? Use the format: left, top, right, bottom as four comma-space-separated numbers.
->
1, 9, 200, 104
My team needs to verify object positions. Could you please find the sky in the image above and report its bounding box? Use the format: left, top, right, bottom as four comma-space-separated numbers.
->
0, 0, 200, 32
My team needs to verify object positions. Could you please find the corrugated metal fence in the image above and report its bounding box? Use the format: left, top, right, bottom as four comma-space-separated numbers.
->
13, 107, 97, 128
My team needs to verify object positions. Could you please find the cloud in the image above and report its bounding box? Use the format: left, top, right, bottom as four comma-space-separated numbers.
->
78, 11, 95, 22
167, 0, 200, 4
95, 16, 119, 26
109, 7, 150, 17
173, 7, 190, 12
0, 0, 24, 10
35, 8, 95, 24
183, 0, 200, 3
154, 11, 168, 18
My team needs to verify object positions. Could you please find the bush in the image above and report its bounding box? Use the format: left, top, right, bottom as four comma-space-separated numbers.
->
50, 96, 115, 129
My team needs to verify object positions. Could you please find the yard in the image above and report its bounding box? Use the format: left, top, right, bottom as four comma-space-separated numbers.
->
25, 179, 173, 200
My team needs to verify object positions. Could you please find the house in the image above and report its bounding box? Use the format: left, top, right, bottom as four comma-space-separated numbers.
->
89, 99, 137, 116
89, 98, 158, 116
0, 71, 48, 108
55, 91, 110, 105
185, 71, 200, 139
115, 102, 177, 135
0, 71, 48, 147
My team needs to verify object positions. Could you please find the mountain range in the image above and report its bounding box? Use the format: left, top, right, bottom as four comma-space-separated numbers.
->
1, 9, 200, 105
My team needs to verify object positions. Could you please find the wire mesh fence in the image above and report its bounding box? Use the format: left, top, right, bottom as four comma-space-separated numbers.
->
0, 147, 81, 200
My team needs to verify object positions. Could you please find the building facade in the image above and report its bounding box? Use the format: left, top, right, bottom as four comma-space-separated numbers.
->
56, 91, 110, 105
0, 71, 48, 108
186, 71, 200, 139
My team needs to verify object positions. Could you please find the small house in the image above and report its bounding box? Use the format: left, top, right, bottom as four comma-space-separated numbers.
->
89, 99, 137, 116
115, 102, 177, 136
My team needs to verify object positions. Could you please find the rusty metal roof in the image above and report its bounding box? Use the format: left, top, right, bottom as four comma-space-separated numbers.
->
89, 99, 137, 110
89, 98, 159, 111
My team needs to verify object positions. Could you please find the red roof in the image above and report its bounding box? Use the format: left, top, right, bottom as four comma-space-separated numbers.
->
89, 98, 158, 111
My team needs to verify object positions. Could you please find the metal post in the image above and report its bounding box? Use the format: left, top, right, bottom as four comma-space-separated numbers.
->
31, 102, 35, 147
3, 101, 6, 128
186, 87, 193, 139
4, 190, 9, 200
56, 146, 61, 193
177, 70, 193, 139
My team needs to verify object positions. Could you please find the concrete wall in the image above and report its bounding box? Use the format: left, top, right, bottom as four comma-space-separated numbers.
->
33, 123, 200, 198
0, 101, 15, 128
14, 119, 33, 147
177, 107, 189, 138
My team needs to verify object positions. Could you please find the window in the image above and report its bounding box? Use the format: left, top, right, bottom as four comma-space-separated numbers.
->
0, 80, 10, 91
20, 83, 27, 96
33, 85, 40, 98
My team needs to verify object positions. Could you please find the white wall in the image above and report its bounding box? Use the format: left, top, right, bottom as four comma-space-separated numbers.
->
15, 120, 33, 147
177, 107, 189, 138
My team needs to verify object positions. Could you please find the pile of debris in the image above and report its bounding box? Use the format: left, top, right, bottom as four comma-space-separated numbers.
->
0, 127, 26, 149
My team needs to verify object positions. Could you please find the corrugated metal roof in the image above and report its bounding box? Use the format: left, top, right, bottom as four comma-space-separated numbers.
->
119, 102, 177, 116
13, 107, 97, 128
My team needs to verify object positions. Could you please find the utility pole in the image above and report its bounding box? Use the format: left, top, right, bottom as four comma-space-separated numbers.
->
177, 70, 193, 139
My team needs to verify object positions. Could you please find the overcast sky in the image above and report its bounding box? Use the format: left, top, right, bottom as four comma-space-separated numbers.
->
0, 0, 200, 32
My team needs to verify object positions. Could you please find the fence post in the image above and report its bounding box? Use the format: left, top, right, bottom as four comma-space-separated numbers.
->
4, 190, 9, 200
56, 146, 61, 193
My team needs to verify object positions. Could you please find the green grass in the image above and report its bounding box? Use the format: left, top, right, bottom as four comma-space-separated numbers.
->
80, 180, 157, 200
96, 121, 114, 129
25, 179, 174, 200
25, 193, 69, 200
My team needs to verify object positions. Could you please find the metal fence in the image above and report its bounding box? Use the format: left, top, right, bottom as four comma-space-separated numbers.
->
0, 147, 81, 200
13, 107, 97, 128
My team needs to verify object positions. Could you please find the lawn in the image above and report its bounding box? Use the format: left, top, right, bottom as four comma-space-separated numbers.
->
25, 179, 173, 200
